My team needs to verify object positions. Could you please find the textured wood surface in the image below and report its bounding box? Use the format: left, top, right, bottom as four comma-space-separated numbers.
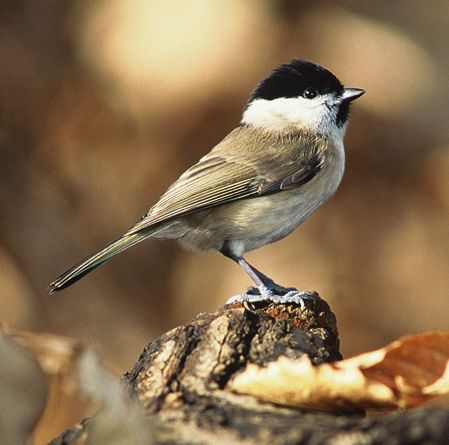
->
49, 294, 449, 444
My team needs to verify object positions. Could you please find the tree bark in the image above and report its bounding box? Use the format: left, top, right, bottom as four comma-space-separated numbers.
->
49, 293, 449, 444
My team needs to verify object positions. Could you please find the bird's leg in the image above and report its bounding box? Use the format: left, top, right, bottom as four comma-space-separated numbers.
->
234, 256, 275, 297
221, 247, 316, 306
220, 246, 272, 296
241, 259, 295, 295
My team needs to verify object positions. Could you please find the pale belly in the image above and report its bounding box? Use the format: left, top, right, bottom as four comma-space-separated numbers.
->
177, 160, 343, 256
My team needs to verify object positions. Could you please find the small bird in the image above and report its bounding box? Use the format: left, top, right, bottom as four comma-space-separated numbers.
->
49, 59, 364, 302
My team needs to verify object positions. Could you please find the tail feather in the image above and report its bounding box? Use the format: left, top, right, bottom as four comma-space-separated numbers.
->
48, 233, 147, 293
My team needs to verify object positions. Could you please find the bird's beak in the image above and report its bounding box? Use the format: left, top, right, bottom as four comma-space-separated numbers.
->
341, 88, 365, 102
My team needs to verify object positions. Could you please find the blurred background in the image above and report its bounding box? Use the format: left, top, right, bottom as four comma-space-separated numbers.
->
1, 0, 449, 438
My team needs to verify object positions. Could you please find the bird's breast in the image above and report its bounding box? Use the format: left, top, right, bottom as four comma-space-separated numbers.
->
179, 137, 345, 254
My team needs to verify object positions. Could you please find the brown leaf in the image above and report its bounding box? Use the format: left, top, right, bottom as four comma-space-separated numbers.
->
12, 331, 97, 444
7, 330, 153, 445
230, 331, 449, 411
0, 331, 47, 445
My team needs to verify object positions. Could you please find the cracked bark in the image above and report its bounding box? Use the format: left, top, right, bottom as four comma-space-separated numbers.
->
49, 294, 449, 445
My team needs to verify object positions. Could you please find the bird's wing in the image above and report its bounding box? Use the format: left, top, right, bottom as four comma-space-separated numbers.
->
126, 134, 325, 234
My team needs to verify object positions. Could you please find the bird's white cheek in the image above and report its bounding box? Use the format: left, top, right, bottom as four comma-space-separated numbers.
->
275, 97, 324, 125
241, 97, 326, 132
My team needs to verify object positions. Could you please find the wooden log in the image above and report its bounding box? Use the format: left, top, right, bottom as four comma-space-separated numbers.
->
49, 294, 449, 444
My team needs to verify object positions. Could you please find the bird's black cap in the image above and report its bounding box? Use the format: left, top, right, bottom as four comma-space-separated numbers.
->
250, 59, 344, 102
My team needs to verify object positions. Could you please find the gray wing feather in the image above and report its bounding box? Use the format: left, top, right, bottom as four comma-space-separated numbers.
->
127, 135, 324, 235
257, 153, 322, 194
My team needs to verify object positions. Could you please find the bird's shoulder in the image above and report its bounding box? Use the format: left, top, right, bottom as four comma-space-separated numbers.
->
194, 125, 328, 168
126, 126, 330, 234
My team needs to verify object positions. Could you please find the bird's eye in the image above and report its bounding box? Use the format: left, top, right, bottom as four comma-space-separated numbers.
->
302, 88, 318, 99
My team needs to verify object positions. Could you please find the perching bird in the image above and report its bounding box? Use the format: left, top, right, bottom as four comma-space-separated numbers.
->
49, 59, 364, 302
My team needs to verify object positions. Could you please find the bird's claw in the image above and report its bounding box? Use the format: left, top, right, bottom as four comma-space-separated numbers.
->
226, 287, 317, 310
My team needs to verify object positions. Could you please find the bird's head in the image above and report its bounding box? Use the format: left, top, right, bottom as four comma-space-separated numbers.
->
242, 60, 365, 136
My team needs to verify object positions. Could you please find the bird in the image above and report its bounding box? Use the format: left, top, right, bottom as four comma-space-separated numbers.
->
49, 59, 364, 302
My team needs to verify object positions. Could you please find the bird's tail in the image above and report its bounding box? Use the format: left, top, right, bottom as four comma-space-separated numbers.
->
48, 232, 147, 293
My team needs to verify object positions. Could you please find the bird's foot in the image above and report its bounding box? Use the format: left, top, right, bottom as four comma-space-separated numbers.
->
226, 286, 318, 310
260, 280, 296, 296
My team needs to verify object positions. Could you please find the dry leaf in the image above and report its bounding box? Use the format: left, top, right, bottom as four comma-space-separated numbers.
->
3, 330, 153, 445
0, 331, 47, 445
13, 332, 98, 444
230, 331, 449, 411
